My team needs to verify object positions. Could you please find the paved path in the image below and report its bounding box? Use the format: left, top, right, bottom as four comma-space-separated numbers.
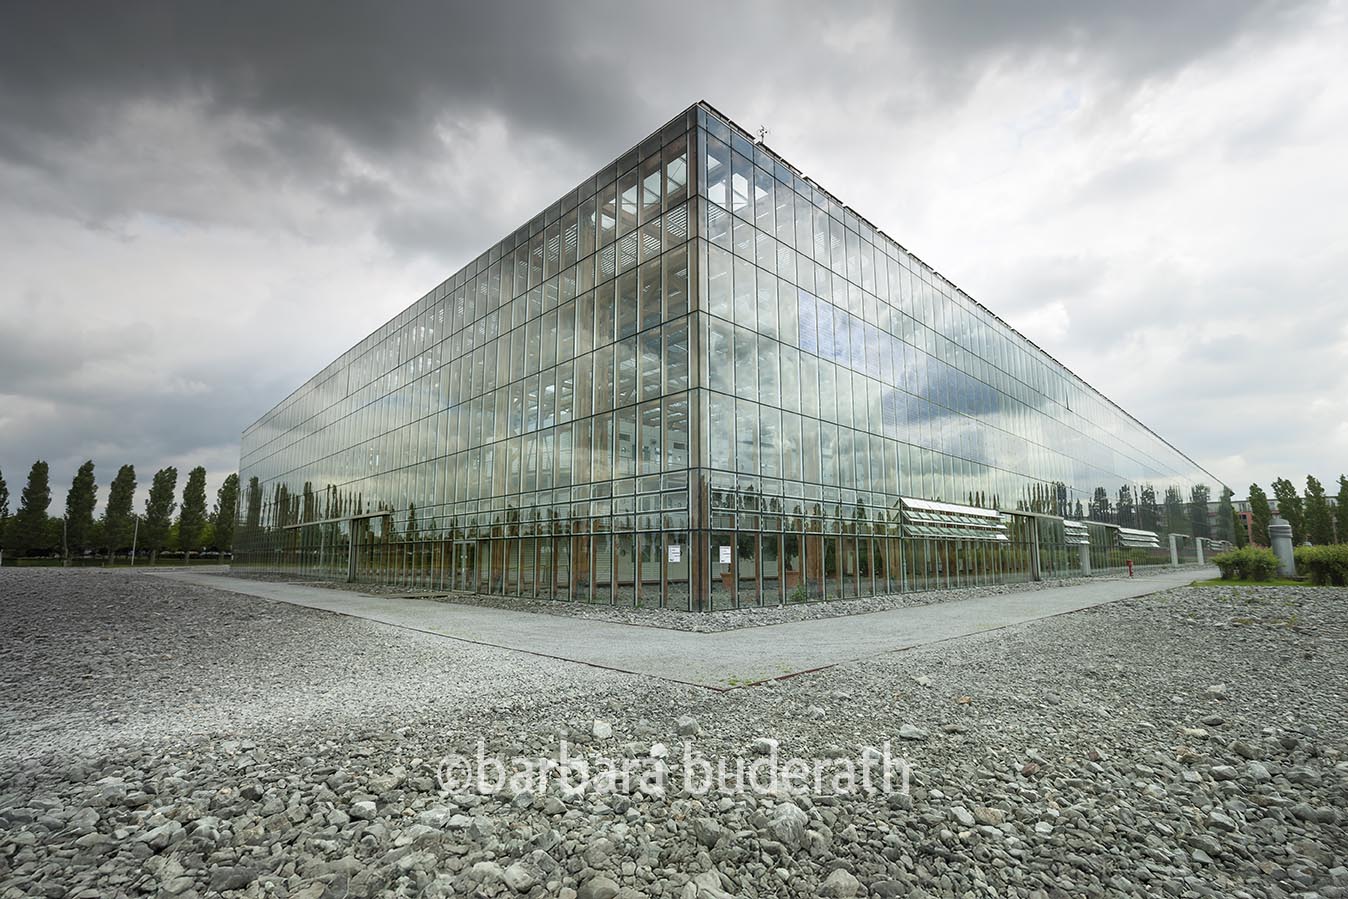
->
145, 568, 1211, 689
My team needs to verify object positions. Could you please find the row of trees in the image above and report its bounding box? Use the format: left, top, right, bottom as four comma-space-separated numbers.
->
1079, 483, 1220, 538
1242, 475, 1348, 547
0, 461, 239, 562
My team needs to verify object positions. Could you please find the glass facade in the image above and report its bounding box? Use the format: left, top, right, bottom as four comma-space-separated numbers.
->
235, 101, 1224, 610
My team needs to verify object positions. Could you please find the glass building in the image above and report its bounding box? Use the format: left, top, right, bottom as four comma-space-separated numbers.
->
235, 101, 1225, 610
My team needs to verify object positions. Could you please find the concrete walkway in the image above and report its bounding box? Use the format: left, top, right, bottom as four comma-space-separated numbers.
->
145, 568, 1211, 689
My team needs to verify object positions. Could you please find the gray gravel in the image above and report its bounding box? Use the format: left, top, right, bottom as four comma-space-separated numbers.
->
2, 568, 1346, 899
227, 563, 1211, 633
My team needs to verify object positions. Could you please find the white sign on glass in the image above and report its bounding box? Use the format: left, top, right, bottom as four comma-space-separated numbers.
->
718, 545, 732, 565
668, 545, 681, 564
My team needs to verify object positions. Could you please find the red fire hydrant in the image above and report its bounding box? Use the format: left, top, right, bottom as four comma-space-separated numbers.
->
1126, 559, 1134, 577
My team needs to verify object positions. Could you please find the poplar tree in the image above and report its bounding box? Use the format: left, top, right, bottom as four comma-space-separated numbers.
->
1138, 485, 1160, 532
0, 467, 9, 555
1116, 485, 1136, 528
178, 466, 207, 561
212, 473, 239, 551
1304, 475, 1334, 545
1271, 477, 1304, 544
1188, 485, 1212, 539
1089, 487, 1111, 522
1232, 509, 1248, 547
1214, 487, 1235, 543
1163, 486, 1187, 535
1246, 483, 1272, 546
64, 460, 98, 557
14, 461, 53, 557
143, 467, 178, 564
102, 465, 137, 556
1336, 475, 1347, 544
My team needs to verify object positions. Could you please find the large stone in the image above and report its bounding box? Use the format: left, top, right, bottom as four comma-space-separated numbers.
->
752, 737, 779, 756
577, 875, 620, 899
898, 724, 928, 741
503, 863, 536, 893
769, 801, 809, 850
973, 807, 1006, 827
209, 867, 258, 893
821, 868, 861, 898
471, 861, 504, 884
693, 816, 727, 848
136, 821, 184, 851
691, 871, 735, 899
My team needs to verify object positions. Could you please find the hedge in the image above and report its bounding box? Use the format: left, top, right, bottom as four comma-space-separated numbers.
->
1294, 544, 1348, 586
1210, 546, 1279, 581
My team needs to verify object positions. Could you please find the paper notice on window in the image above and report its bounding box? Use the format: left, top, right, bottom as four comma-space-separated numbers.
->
719, 545, 732, 565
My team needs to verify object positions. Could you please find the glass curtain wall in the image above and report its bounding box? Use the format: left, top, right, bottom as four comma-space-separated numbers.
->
688, 102, 1222, 609
236, 106, 702, 607
237, 101, 1224, 611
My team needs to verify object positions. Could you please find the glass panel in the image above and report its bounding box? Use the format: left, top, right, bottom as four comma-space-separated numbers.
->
639, 400, 661, 475
663, 245, 689, 318
761, 532, 781, 606
733, 256, 756, 330
666, 530, 690, 611
759, 405, 781, 478
618, 168, 638, 235
614, 532, 637, 606
757, 335, 779, 408
592, 533, 613, 604
783, 530, 805, 603
639, 257, 662, 331
664, 318, 689, 393
736, 399, 759, 476
707, 245, 733, 319
616, 337, 638, 408
637, 532, 662, 608
594, 344, 615, 413
570, 534, 591, 602
705, 136, 730, 207
805, 532, 826, 600
641, 153, 662, 222
616, 406, 638, 478
736, 531, 760, 608
641, 330, 662, 401
709, 392, 735, 471
710, 531, 735, 611
734, 328, 756, 400
663, 393, 689, 471
664, 134, 688, 207
617, 270, 638, 339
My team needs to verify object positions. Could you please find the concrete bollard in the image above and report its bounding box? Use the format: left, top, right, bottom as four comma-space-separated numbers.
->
1268, 516, 1295, 576
1168, 534, 1180, 566
1079, 542, 1091, 576
1195, 538, 1205, 566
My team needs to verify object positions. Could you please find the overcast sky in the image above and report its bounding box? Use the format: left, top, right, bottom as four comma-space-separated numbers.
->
2, 1, 1345, 514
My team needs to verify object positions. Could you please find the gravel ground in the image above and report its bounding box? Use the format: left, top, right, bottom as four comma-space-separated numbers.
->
226, 564, 1210, 633
1, 568, 1345, 899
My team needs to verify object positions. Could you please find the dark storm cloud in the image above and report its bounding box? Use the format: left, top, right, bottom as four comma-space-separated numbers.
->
0, 3, 643, 188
